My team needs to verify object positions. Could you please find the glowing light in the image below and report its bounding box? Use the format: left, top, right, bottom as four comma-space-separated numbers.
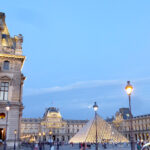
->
39, 132, 41, 136
69, 115, 128, 143
125, 81, 133, 95
93, 102, 98, 112
49, 131, 52, 135
14, 130, 17, 135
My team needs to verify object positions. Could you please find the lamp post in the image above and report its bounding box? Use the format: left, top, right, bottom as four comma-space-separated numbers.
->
93, 102, 98, 150
43, 132, 45, 141
39, 132, 41, 142
125, 81, 135, 150
4, 101, 10, 150
49, 131, 53, 150
14, 130, 17, 150
43, 132, 45, 150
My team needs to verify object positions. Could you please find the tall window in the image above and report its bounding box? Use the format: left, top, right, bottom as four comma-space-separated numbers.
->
0, 82, 9, 101
3, 61, 10, 70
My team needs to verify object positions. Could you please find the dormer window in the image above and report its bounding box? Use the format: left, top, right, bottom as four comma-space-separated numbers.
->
3, 61, 9, 70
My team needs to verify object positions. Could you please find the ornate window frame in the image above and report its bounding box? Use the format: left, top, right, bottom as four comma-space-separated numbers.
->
0, 76, 11, 101
3, 60, 10, 71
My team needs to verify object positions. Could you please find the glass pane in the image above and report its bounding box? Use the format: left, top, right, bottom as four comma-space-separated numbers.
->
1, 83, 4, 86
1, 87, 4, 91
4, 92, 8, 100
4, 87, 8, 91
3, 61, 9, 70
5, 82, 9, 86
0, 92, 4, 100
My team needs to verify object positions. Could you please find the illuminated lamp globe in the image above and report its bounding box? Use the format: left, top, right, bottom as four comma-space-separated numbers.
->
93, 102, 98, 112
14, 130, 17, 135
49, 131, 52, 135
125, 81, 133, 95
6, 102, 10, 111
39, 132, 41, 136
43, 132, 45, 136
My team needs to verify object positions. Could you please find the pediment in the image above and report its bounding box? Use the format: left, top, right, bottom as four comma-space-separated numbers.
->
0, 76, 11, 81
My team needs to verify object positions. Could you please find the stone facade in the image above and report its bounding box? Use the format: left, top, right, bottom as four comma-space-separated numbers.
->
109, 108, 150, 142
0, 12, 25, 147
120, 114, 150, 142
21, 107, 88, 143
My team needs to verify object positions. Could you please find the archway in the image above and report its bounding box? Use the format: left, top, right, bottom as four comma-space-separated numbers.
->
0, 128, 5, 141
0, 113, 5, 119
62, 136, 65, 142
52, 135, 56, 141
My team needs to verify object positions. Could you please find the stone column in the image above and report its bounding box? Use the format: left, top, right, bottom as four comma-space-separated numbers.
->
0, 18, 4, 52
0, 29, 2, 52
15, 34, 23, 55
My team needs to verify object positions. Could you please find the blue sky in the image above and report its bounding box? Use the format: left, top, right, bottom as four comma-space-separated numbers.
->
1, 0, 150, 119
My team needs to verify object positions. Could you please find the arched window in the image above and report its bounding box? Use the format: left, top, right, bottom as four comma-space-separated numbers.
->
3, 61, 10, 70
0, 113, 5, 119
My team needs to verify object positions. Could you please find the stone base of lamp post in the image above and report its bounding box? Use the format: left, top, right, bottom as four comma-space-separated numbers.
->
4, 140, 20, 148
130, 136, 135, 150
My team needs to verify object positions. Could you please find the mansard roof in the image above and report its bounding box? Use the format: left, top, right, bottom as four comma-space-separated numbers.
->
0, 12, 17, 49
22, 118, 42, 123
64, 119, 88, 124
133, 114, 150, 119
43, 107, 61, 118
0, 12, 24, 59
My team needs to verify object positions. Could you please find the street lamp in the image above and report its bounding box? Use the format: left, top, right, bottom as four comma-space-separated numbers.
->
49, 131, 52, 137
125, 81, 135, 150
43, 132, 45, 150
43, 132, 45, 141
93, 102, 98, 150
39, 132, 41, 142
4, 101, 10, 150
14, 130, 17, 150
49, 131, 53, 149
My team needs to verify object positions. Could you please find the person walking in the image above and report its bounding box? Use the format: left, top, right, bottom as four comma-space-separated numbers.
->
56, 141, 60, 150
34, 143, 38, 150
137, 141, 142, 150
39, 142, 43, 150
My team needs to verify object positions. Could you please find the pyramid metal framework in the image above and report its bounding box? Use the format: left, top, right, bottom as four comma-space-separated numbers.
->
69, 114, 129, 143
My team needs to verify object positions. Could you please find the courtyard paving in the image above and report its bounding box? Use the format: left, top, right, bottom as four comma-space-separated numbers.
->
23, 144, 135, 150
0, 144, 137, 150
51, 144, 131, 150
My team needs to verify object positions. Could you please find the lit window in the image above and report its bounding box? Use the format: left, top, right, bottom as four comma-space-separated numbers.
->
0, 82, 9, 100
3, 61, 10, 70
0, 113, 5, 119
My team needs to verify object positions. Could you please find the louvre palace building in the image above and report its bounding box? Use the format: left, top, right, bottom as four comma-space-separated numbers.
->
21, 107, 150, 143
0, 12, 25, 147
21, 107, 88, 143
0, 12, 150, 147
108, 108, 150, 142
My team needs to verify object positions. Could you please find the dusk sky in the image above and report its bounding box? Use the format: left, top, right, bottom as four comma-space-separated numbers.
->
1, 0, 150, 120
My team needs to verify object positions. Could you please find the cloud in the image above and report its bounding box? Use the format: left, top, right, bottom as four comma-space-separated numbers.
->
24, 77, 150, 96
24, 79, 122, 96
23, 77, 150, 119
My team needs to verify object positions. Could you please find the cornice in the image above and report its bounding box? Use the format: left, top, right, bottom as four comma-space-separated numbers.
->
0, 53, 26, 69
